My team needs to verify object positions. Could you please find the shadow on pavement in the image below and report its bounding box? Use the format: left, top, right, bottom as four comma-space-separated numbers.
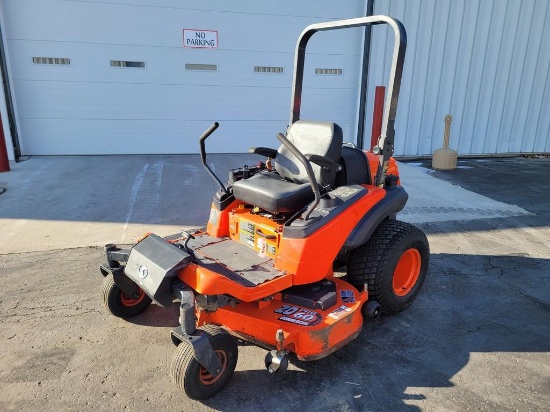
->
0, 154, 257, 226
125, 252, 550, 411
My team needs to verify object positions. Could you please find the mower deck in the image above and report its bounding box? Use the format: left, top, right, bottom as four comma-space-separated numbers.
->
165, 231, 367, 360
197, 277, 366, 360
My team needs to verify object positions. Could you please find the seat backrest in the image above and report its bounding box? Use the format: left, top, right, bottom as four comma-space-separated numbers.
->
275, 120, 343, 188
334, 146, 371, 187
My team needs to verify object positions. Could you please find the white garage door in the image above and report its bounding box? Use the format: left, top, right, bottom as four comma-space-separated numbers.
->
2, 0, 367, 155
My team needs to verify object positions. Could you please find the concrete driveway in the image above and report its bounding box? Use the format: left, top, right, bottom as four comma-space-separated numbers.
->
0, 155, 549, 411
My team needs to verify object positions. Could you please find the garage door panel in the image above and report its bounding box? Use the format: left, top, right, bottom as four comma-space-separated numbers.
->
9, 40, 291, 87
19, 119, 292, 155
61, 0, 360, 20
20, 117, 359, 156
9, 40, 361, 91
15, 78, 358, 129
4, 0, 366, 155
13, 80, 290, 121
5, 0, 364, 55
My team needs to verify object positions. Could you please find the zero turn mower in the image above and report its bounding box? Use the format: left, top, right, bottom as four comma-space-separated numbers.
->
99, 15, 429, 400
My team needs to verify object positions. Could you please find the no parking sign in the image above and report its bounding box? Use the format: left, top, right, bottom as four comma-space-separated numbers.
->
183, 29, 218, 48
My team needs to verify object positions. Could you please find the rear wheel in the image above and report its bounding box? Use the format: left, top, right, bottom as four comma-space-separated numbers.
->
100, 273, 152, 318
347, 219, 429, 314
170, 325, 238, 400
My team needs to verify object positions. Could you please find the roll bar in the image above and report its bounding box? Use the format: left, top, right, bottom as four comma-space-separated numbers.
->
289, 16, 407, 187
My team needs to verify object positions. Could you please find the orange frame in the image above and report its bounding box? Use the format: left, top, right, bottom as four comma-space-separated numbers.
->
170, 151, 401, 358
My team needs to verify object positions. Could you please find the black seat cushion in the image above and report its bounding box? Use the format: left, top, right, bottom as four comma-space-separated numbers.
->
233, 120, 343, 214
232, 172, 313, 213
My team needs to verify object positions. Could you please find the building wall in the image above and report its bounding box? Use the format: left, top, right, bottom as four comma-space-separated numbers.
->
0, 5, 18, 160
367, 0, 550, 155
2, 0, 549, 156
1, 0, 366, 155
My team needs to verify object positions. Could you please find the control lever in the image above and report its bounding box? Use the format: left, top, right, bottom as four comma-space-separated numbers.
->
199, 122, 228, 195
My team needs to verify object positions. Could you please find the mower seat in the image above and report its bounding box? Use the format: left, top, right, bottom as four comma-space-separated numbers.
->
334, 146, 372, 187
233, 120, 343, 214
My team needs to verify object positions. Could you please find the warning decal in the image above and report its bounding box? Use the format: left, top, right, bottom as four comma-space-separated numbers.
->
340, 290, 356, 303
328, 305, 352, 320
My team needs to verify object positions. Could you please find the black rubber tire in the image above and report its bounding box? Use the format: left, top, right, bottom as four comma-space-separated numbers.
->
100, 273, 152, 318
170, 324, 238, 400
347, 219, 429, 315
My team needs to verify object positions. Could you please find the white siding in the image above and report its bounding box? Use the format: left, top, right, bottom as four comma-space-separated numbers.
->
0, 6, 19, 160
367, 0, 550, 155
2, 0, 365, 155
4, 0, 549, 156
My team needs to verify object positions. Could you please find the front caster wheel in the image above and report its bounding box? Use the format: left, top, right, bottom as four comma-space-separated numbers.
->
264, 350, 289, 374
100, 273, 152, 318
170, 325, 238, 400
362, 300, 381, 320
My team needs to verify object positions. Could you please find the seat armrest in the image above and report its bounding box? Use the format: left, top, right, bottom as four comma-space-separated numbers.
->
305, 154, 342, 172
249, 147, 277, 158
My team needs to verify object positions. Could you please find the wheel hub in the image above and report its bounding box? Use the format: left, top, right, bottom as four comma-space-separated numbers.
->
199, 350, 227, 385
392, 248, 421, 296
120, 289, 146, 307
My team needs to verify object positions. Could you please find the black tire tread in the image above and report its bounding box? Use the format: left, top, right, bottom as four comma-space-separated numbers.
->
348, 219, 429, 315
100, 273, 152, 318
170, 324, 238, 400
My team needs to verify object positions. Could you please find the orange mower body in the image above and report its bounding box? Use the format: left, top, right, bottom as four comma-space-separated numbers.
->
98, 16, 430, 401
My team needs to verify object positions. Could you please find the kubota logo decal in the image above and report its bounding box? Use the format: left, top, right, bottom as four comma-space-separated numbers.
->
138, 264, 149, 279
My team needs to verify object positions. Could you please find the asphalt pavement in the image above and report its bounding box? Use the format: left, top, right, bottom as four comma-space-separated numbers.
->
0, 155, 549, 411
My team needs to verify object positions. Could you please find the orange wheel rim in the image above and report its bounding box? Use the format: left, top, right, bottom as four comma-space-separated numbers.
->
120, 289, 146, 307
199, 350, 227, 386
392, 248, 421, 296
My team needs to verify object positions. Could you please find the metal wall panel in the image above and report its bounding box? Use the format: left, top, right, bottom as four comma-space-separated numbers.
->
0, 6, 19, 160
4, 0, 549, 156
367, 0, 550, 155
